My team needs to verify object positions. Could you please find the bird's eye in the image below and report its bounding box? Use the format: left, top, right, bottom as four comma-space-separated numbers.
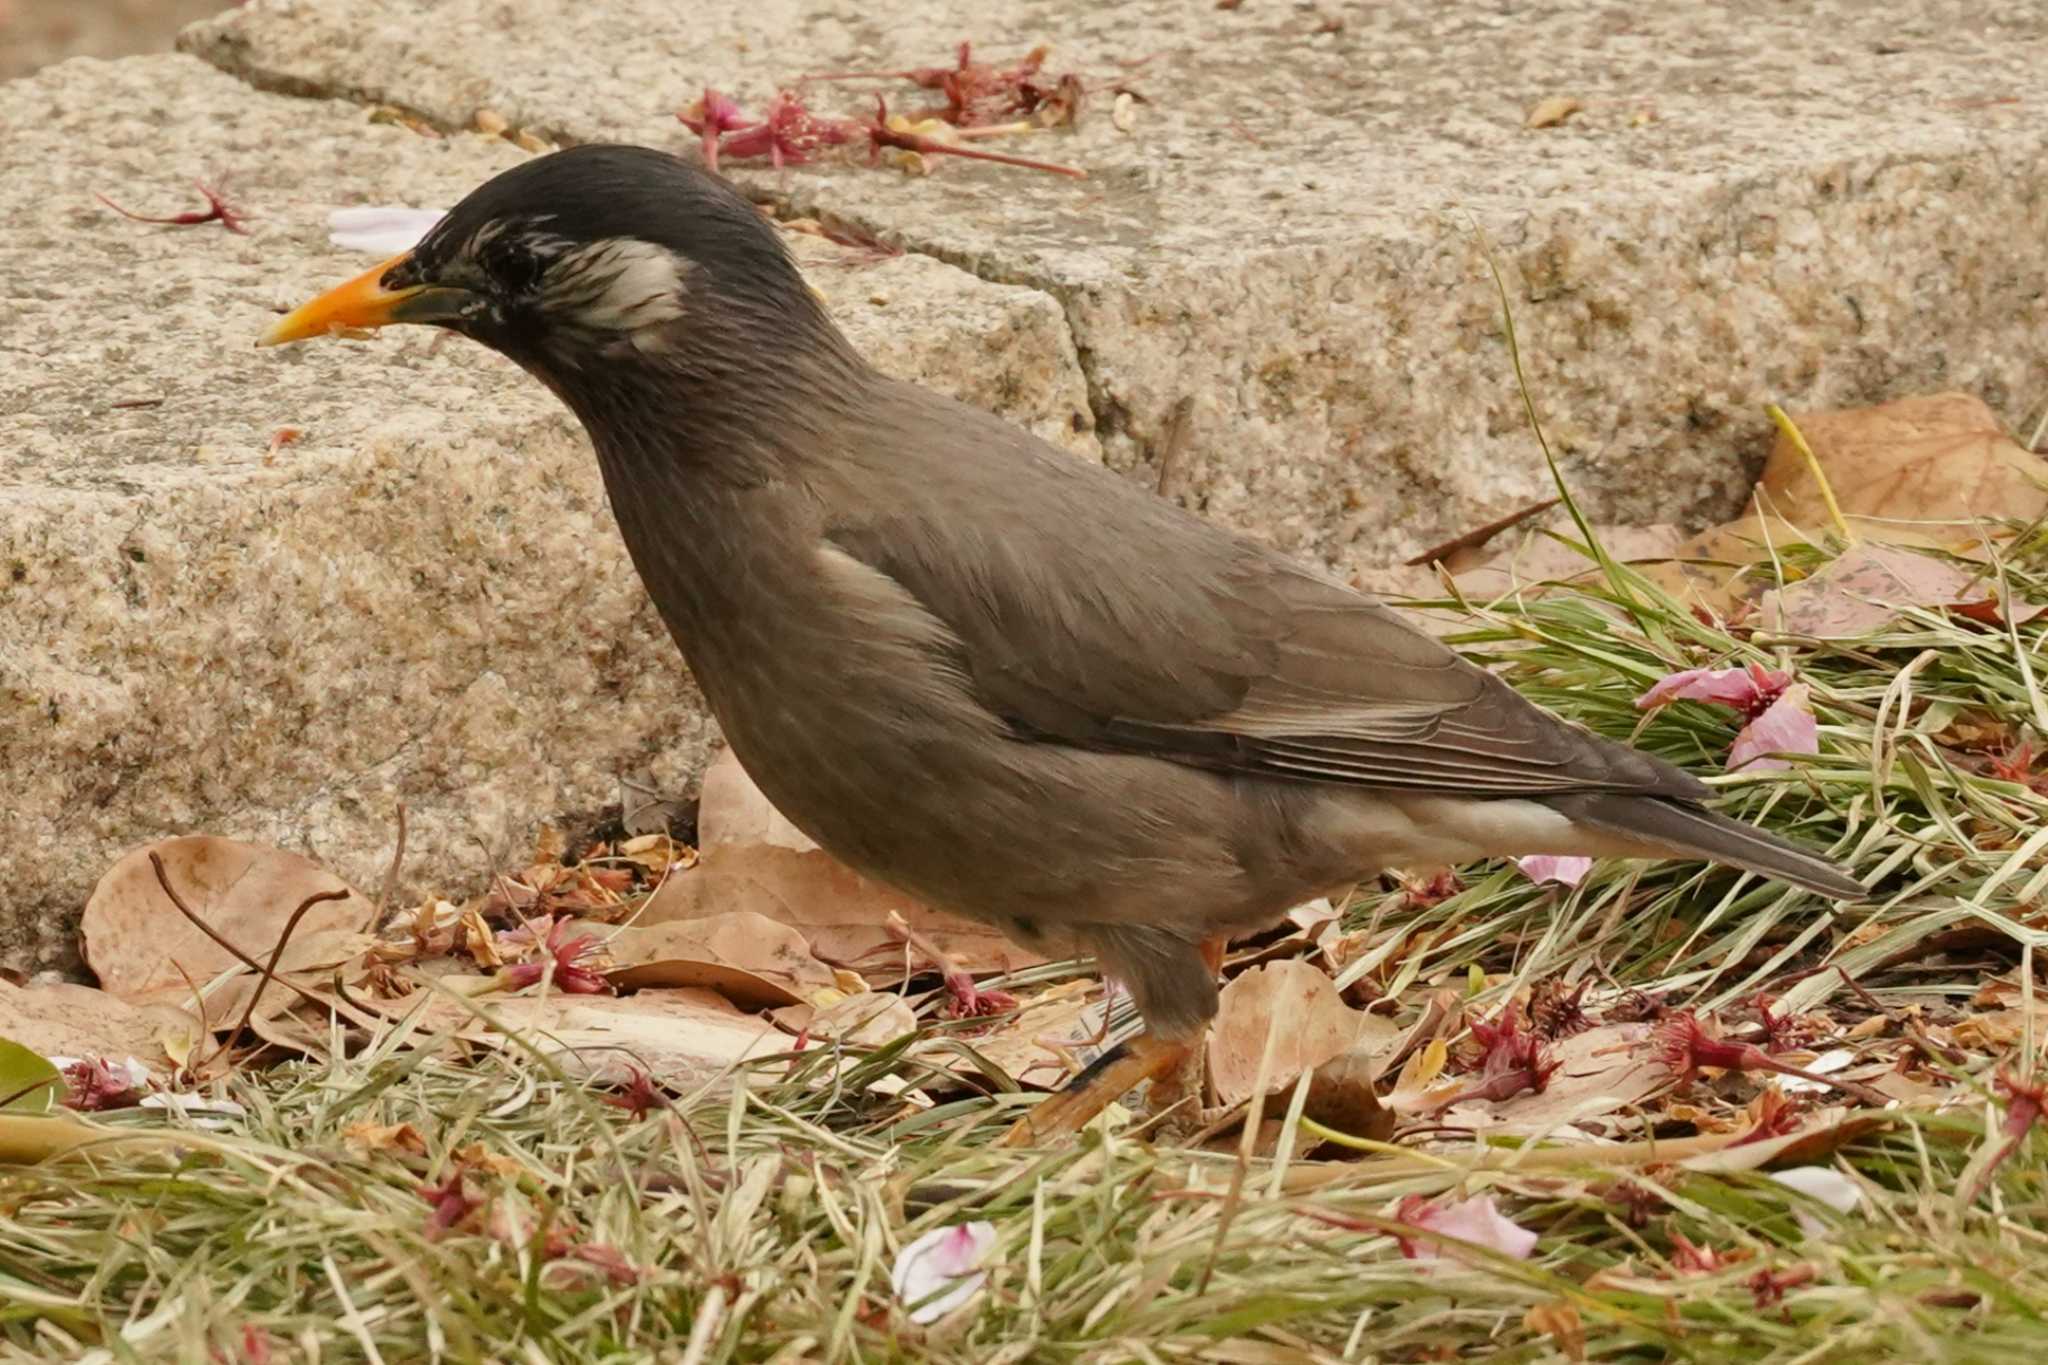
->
476, 234, 549, 297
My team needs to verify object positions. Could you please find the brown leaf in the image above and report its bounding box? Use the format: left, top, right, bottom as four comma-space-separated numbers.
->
643, 752, 1038, 984
483, 988, 787, 1087
343, 1121, 430, 1156
1524, 1302, 1587, 1362
800, 990, 919, 1046
1206, 960, 1397, 1105
695, 746, 820, 850
0, 981, 197, 1077
1302, 1041, 1396, 1141
1761, 392, 2048, 529
605, 912, 844, 1008
1524, 95, 1583, 128
945, 979, 1102, 1087
83, 837, 370, 997
138, 926, 380, 1032
1416, 1023, 1661, 1129
1759, 542, 1984, 637
1452, 524, 1688, 601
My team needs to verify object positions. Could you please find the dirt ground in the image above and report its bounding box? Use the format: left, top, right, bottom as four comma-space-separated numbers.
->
1, 0, 233, 81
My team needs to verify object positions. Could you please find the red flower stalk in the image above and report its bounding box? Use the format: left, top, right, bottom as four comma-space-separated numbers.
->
1529, 978, 1594, 1039
865, 97, 1086, 178
500, 916, 612, 995
60, 1056, 142, 1111
677, 88, 758, 172
716, 89, 860, 170
1651, 1010, 1885, 1103
599, 1066, 667, 1118
1437, 1002, 1558, 1107
1967, 1068, 2048, 1202
98, 179, 250, 234
1752, 993, 1797, 1052
418, 1170, 481, 1239
1748, 1263, 1816, 1309
884, 909, 1017, 1020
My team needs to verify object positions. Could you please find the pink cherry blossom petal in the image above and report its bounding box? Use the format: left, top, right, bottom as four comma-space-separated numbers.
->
891, 1221, 997, 1324
1637, 663, 1791, 712
1397, 1194, 1539, 1263
1727, 684, 1819, 772
1514, 855, 1594, 888
327, 206, 447, 256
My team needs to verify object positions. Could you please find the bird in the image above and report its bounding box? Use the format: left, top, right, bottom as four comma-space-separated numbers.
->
262, 144, 1862, 1145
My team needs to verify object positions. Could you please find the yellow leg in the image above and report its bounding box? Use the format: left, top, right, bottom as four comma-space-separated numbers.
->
995, 1032, 1193, 1148
994, 937, 1227, 1149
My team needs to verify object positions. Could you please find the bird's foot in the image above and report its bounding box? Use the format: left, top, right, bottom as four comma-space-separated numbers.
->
994, 1032, 1191, 1149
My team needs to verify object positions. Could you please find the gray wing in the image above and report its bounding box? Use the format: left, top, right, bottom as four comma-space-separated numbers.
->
829, 395, 1704, 802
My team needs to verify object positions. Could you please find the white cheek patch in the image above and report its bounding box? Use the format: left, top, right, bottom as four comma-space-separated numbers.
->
542, 238, 689, 338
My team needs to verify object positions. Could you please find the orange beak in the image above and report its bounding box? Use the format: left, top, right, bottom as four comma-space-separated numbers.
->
259, 252, 471, 346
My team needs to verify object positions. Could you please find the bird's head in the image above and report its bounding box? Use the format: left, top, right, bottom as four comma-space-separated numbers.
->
262, 144, 852, 410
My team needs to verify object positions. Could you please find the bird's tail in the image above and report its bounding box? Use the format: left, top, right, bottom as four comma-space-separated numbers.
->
1544, 793, 1864, 900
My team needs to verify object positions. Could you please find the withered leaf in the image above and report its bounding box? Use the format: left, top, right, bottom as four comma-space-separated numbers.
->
1207, 960, 1398, 1106
604, 912, 843, 1009
1761, 392, 2048, 530
83, 837, 370, 998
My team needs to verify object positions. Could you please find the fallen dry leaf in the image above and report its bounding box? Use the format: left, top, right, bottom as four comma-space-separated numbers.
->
343, 1121, 430, 1156
83, 837, 371, 997
945, 979, 1103, 1087
1420, 1023, 1661, 1131
799, 991, 919, 1047
605, 912, 844, 1008
0, 981, 198, 1079
695, 748, 819, 851
1207, 960, 1397, 1105
644, 849, 1036, 986
1524, 95, 1582, 129
483, 989, 788, 1088
1452, 524, 1688, 601
1302, 1041, 1396, 1141
1761, 392, 2048, 530
1760, 542, 1985, 637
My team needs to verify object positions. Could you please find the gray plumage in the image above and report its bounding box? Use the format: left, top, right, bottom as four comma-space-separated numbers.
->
283, 145, 1863, 1042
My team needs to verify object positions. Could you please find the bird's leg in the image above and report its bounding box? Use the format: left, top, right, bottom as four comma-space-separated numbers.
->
994, 938, 1227, 1148
994, 1031, 1193, 1148
1144, 938, 1228, 1137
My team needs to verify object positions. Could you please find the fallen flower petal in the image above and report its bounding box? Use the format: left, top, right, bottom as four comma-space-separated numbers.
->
1637, 662, 1789, 714
1768, 1165, 1862, 1213
677, 88, 757, 171
1769, 1165, 1862, 1238
891, 1221, 996, 1324
328, 206, 447, 255
51, 1055, 146, 1111
1395, 1193, 1539, 1263
1727, 684, 1819, 773
499, 916, 613, 994
1514, 855, 1593, 888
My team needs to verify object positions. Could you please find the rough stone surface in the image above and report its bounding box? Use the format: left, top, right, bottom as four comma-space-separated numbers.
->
0, 55, 1093, 968
186, 0, 2048, 569
0, 0, 229, 81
